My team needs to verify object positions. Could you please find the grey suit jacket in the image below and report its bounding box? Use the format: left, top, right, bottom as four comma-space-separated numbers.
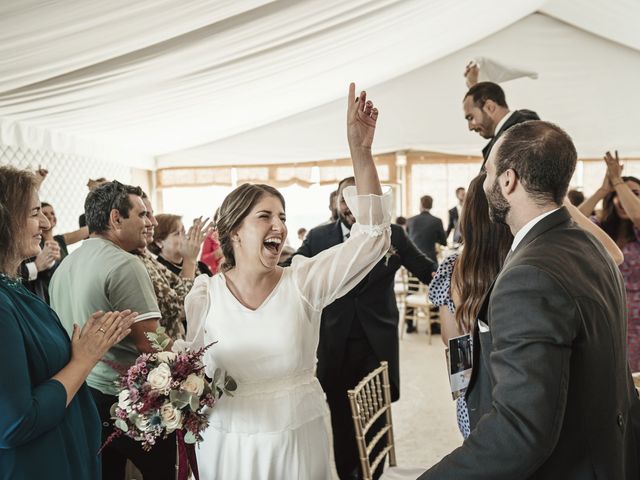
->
420, 207, 640, 479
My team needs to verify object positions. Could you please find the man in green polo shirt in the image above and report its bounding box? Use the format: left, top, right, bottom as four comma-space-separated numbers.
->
50, 181, 175, 480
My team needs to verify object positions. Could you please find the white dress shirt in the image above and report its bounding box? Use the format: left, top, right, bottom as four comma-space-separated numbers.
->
493, 110, 515, 136
511, 208, 560, 252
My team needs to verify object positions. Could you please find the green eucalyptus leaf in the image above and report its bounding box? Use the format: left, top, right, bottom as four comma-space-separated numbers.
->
189, 395, 200, 412
213, 368, 222, 384
109, 403, 119, 419
184, 431, 197, 444
224, 374, 237, 392
114, 419, 129, 433
169, 390, 190, 409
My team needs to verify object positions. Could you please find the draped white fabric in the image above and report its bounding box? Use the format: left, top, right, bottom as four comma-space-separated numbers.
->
0, 0, 639, 168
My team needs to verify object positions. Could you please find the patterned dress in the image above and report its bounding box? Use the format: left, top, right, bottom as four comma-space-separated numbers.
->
620, 228, 640, 371
137, 250, 194, 340
591, 220, 640, 371
428, 253, 471, 438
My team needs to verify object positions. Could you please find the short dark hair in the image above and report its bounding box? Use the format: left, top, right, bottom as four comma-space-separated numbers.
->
494, 121, 577, 205
455, 187, 465, 195
567, 189, 585, 207
420, 195, 433, 210
464, 82, 508, 109
395, 216, 407, 226
85, 181, 143, 234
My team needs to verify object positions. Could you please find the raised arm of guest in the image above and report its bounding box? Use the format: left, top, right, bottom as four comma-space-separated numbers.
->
605, 150, 640, 228
578, 168, 611, 218
564, 197, 624, 265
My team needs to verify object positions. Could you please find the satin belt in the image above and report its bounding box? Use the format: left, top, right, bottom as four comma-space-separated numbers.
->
231, 369, 317, 397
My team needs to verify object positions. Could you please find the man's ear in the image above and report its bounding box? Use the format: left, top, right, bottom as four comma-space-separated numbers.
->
501, 169, 518, 196
483, 99, 496, 115
109, 209, 121, 231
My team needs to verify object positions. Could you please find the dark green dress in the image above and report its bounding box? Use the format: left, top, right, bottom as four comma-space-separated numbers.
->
0, 274, 101, 480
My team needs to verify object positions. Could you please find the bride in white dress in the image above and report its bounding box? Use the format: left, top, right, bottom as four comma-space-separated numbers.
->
176, 84, 392, 479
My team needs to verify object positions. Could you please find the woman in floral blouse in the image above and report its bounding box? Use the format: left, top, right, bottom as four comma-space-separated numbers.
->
136, 195, 210, 340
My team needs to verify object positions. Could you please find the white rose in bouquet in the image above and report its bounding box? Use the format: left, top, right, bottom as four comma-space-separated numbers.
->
118, 390, 132, 412
147, 363, 172, 391
156, 351, 177, 363
160, 403, 183, 433
181, 373, 205, 396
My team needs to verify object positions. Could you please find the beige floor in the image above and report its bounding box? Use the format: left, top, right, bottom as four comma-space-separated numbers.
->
391, 330, 463, 470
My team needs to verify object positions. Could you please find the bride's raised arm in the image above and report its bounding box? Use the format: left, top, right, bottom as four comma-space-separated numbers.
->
291, 83, 392, 311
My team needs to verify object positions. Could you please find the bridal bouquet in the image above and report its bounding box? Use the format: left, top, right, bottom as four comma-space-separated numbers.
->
104, 327, 236, 454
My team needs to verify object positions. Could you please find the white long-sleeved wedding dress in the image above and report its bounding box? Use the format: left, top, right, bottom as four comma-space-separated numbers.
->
176, 186, 392, 479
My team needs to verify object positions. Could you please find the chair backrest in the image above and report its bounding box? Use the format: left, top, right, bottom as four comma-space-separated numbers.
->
407, 274, 428, 295
347, 361, 397, 480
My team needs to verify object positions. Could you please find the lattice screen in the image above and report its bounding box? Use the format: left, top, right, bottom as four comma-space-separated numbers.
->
0, 144, 131, 235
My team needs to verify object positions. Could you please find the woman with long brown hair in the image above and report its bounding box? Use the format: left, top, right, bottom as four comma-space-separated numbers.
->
580, 150, 640, 371
175, 84, 391, 479
429, 174, 511, 437
0, 166, 135, 479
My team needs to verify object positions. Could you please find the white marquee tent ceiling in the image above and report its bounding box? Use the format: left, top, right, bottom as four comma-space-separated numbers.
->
1, 0, 639, 170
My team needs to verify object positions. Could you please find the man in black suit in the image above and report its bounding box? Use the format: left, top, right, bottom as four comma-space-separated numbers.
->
406, 195, 446, 267
462, 80, 539, 169
420, 121, 640, 479
289, 176, 435, 479
446, 187, 465, 243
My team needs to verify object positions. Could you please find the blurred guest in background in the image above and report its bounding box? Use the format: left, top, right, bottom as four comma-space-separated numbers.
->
567, 189, 585, 207
581, 150, 640, 371
136, 195, 209, 340
150, 214, 213, 278
200, 229, 223, 274
446, 187, 466, 243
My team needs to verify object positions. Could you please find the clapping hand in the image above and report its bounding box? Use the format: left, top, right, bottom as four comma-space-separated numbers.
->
181, 217, 213, 264
35, 240, 61, 271
347, 83, 379, 151
604, 150, 624, 186
71, 310, 137, 366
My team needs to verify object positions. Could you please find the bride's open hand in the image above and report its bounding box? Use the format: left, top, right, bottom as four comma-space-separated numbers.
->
347, 83, 379, 151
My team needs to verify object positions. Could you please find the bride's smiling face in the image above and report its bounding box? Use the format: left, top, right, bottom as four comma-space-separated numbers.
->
232, 194, 287, 270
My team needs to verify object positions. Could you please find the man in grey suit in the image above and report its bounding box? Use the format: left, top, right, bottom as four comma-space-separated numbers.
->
420, 121, 640, 479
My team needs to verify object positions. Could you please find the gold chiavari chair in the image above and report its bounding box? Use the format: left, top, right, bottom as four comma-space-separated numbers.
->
347, 362, 425, 480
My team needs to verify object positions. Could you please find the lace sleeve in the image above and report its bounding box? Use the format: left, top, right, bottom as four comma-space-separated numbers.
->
428, 253, 458, 314
291, 186, 392, 311
172, 274, 210, 352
